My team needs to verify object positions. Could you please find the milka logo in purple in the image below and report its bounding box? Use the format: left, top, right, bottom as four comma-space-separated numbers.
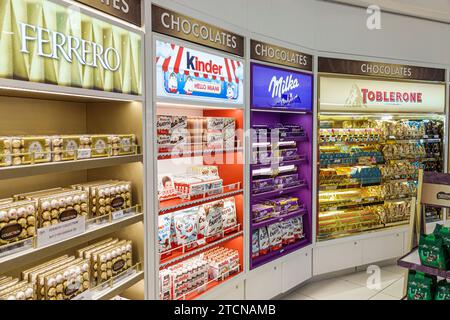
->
268, 74, 300, 98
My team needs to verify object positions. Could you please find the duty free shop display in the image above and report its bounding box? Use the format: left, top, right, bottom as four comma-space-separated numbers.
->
0, 134, 137, 167
0, 180, 133, 253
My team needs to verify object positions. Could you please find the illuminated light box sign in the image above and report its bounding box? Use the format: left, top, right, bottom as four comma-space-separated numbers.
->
251, 63, 313, 110
155, 40, 244, 104
319, 76, 445, 113
0, 0, 142, 95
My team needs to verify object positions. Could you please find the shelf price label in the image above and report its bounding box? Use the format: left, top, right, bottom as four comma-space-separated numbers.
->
37, 216, 86, 248
72, 290, 92, 300
77, 149, 92, 159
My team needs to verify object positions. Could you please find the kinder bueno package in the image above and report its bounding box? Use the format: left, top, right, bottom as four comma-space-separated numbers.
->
173, 210, 198, 248
259, 227, 270, 255
158, 214, 172, 253
223, 118, 236, 151
157, 134, 171, 153
281, 220, 295, 245
252, 229, 259, 259
173, 174, 223, 200
252, 203, 274, 222
197, 205, 207, 238
188, 165, 219, 176
205, 118, 224, 131
157, 174, 177, 201
157, 115, 172, 135
203, 200, 224, 239
222, 197, 237, 231
252, 178, 276, 194
291, 216, 305, 240
204, 132, 224, 149
267, 223, 283, 251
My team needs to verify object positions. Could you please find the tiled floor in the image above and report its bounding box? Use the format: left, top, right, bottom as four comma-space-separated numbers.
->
282, 265, 407, 300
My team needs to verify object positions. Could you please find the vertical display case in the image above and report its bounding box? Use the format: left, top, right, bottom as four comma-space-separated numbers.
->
152, 32, 246, 300
317, 58, 447, 242
249, 62, 314, 269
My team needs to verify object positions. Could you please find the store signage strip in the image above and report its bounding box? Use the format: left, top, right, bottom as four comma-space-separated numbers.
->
250, 39, 313, 71
318, 57, 445, 82
319, 76, 445, 113
422, 172, 450, 208
152, 4, 244, 57
75, 0, 141, 26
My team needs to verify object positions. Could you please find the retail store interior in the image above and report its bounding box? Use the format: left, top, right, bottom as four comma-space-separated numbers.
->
2, 0, 450, 301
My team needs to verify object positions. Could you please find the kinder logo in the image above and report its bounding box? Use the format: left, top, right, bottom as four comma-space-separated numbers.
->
186, 52, 223, 75
361, 88, 423, 104
268, 75, 300, 99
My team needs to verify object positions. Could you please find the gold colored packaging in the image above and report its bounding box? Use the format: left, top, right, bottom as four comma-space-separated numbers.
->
91, 135, 111, 158
0, 200, 37, 248
0, 281, 34, 300
76, 238, 114, 258
22, 255, 69, 282
21, 136, 52, 164
0, 137, 12, 167
29, 257, 76, 288
117, 134, 137, 155
93, 240, 132, 285
43, 258, 90, 300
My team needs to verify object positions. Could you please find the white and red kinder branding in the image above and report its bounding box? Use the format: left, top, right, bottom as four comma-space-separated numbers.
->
361, 88, 423, 104
156, 40, 242, 83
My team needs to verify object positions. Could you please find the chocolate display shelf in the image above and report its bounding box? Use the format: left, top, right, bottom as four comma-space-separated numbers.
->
250, 156, 308, 170
157, 146, 243, 160
159, 230, 244, 269
252, 208, 307, 230
252, 183, 308, 201
158, 185, 243, 214
398, 247, 450, 279
251, 238, 310, 269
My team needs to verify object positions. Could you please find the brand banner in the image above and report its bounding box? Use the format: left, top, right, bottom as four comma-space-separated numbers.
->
319, 76, 445, 113
155, 40, 244, 104
0, 0, 142, 95
251, 63, 313, 110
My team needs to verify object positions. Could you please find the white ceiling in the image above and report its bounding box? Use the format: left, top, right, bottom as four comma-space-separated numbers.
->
328, 0, 450, 24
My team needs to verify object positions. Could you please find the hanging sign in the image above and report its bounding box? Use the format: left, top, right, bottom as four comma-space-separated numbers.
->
422, 172, 450, 208
319, 76, 445, 113
319, 57, 445, 82
0, 0, 142, 95
152, 4, 244, 57
75, 0, 142, 26
251, 63, 313, 110
250, 40, 313, 71
155, 40, 244, 104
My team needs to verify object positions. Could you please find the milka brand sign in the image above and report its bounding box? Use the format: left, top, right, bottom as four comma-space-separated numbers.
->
319, 76, 445, 113
251, 63, 313, 110
20, 23, 121, 72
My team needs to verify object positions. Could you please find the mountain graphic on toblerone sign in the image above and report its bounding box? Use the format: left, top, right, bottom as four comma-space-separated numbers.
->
345, 84, 367, 108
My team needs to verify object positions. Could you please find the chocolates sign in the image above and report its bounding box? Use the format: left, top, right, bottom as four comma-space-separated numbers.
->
1, 0, 142, 95
319, 57, 445, 82
152, 4, 244, 57
155, 40, 244, 104
75, 0, 141, 26
251, 63, 313, 110
250, 40, 312, 71
319, 76, 445, 113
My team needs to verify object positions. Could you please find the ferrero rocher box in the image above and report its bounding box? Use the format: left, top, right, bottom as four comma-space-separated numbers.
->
0, 0, 142, 95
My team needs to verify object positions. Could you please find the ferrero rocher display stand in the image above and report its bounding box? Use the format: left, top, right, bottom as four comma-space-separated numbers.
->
0, 0, 145, 300
314, 57, 448, 276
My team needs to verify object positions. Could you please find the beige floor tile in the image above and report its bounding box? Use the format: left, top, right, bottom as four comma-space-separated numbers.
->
281, 292, 314, 300
342, 268, 402, 291
382, 278, 406, 298
295, 278, 361, 300
369, 292, 401, 300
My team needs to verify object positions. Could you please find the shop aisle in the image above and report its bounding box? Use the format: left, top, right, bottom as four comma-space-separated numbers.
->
282, 265, 406, 300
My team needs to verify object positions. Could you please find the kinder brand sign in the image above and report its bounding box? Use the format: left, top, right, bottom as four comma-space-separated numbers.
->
0, 0, 142, 95
319, 76, 445, 113
155, 40, 244, 104
251, 63, 313, 110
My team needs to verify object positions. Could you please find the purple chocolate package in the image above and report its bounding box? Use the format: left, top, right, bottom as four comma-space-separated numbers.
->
252, 178, 276, 194
252, 203, 274, 222
274, 174, 300, 188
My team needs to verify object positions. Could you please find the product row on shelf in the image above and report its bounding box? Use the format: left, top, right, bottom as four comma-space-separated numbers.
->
0, 238, 136, 300
317, 117, 445, 240
0, 134, 138, 167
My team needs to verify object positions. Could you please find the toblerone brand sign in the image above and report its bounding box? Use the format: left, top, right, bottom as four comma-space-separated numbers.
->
152, 4, 244, 57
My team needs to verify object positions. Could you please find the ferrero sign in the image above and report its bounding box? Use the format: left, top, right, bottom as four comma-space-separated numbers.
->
319, 57, 445, 82
152, 4, 244, 57
250, 39, 313, 71
0, 0, 142, 95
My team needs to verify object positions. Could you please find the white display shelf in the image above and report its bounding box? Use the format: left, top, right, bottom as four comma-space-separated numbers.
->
0, 212, 144, 274
91, 271, 145, 300
0, 154, 143, 180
